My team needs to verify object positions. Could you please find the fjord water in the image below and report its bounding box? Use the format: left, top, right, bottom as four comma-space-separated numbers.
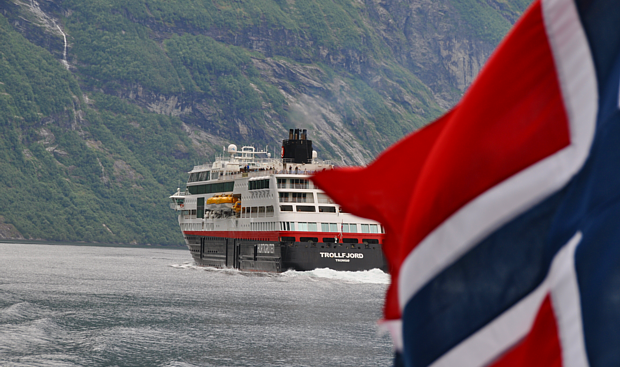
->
0, 243, 392, 366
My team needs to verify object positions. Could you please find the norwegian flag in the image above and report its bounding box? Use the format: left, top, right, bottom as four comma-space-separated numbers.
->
312, 0, 620, 365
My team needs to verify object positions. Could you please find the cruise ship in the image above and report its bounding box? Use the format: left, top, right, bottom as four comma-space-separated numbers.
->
169, 129, 387, 272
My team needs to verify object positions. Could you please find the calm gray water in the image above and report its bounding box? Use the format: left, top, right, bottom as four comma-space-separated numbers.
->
0, 242, 392, 366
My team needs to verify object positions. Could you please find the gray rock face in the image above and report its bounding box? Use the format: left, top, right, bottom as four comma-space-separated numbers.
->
4, 0, 529, 163
363, 0, 506, 108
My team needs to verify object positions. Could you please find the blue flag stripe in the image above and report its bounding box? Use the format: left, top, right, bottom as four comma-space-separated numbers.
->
402, 190, 566, 366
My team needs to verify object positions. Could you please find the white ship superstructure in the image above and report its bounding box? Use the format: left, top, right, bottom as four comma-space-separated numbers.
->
170, 129, 386, 272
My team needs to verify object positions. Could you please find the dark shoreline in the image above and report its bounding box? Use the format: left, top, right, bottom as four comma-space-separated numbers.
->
0, 239, 186, 250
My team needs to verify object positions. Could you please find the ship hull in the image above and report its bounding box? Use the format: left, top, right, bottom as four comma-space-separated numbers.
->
185, 235, 387, 272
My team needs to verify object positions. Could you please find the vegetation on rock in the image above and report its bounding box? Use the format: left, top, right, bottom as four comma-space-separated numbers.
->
0, 0, 530, 245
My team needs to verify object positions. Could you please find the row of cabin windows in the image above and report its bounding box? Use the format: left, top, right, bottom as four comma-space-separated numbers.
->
188, 171, 211, 183
181, 222, 203, 231
280, 205, 339, 213
278, 192, 336, 205
249, 179, 270, 190
277, 178, 313, 189
188, 181, 234, 195
278, 222, 381, 233
280, 237, 380, 245
241, 206, 275, 218
278, 192, 313, 203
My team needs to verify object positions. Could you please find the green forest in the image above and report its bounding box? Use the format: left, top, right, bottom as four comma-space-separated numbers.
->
0, 0, 529, 245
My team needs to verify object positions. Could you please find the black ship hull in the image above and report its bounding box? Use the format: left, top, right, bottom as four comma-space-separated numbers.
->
185, 235, 388, 272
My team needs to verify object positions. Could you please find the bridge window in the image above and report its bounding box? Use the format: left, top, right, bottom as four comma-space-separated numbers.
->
187, 181, 234, 194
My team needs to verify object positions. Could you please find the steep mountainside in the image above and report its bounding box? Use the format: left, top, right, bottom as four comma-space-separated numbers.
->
0, 0, 530, 244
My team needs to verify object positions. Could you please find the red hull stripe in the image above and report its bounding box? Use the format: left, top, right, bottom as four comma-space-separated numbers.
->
183, 230, 383, 243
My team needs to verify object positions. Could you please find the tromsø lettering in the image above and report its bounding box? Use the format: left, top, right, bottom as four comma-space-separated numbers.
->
319, 252, 364, 259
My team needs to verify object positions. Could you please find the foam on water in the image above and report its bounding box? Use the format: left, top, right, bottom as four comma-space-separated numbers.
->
282, 267, 390, 284
169, 262, 390, 284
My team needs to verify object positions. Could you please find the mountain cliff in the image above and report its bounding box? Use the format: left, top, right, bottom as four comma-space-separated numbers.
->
0, 0, 530, 244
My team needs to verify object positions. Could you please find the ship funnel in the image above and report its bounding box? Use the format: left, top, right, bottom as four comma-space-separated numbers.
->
282, 128, 313, 164
289, 129, 294, 140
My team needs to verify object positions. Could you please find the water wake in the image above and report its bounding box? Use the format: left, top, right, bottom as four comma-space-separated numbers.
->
281, 268, 390, 284
169, 262, 390, 284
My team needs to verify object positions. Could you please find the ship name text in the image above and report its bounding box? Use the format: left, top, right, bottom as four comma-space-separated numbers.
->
319, 252, 364, 259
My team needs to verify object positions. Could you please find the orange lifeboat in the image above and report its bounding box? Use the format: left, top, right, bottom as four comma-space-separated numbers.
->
220, 194, 234, 204
206, 195, 219, 205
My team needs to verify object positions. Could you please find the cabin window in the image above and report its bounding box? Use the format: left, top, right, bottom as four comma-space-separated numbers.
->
321, 223, 329, 232
280, 205, 293, 212
342, 238, 359, 244
361, 224, 370, 233
280, 221, 295, 231
249, 179, 270, 190
290, 179, 309, 189
362, 239, 380, 244
295, 192, 313, 203
259, 206, 266, 217
251, 207, 258, 218
319, 206, 336, 213
241, 207, 246, 218
369, 224, 379, 233
280, 236, 295, 242
277, 178, 287, 189
298, 222, 308, 231
342, 223, 353, 233
266, 206, 274, 217
307, 222, 317, 231
317, 193, 335, 204
323, 237, 336, 243
296, 206, 315, 212
329, 223, 338, 232
300, 237, 318, 243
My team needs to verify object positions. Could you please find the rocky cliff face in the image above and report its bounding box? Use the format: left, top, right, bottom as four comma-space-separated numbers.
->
2, 0, 529, 165
0, 0, 530, 244
363, 0, 529, 108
